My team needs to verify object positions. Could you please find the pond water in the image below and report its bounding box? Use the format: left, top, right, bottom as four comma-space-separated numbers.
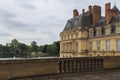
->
0, 57, 59, 60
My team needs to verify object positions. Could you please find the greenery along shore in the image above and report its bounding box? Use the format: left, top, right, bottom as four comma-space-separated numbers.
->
0, 39, 60, 58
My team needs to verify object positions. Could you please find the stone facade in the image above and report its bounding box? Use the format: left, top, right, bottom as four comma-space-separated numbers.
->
60, 2, 120, 58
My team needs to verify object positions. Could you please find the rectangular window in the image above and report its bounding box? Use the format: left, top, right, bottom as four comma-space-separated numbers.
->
76, 33, 78, 38
106, 40, 110, 51
76, 43, 78, 52
98, 31, 101, 36
97, 41, 100, 51
68, 35, 69, 40
89, 42, 92, 51
117, 40, 120, 51
71, 34, 73, 39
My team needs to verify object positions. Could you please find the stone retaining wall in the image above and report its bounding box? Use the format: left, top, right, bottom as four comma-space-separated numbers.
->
0, 56, 120, 80
0, 58, 58, 80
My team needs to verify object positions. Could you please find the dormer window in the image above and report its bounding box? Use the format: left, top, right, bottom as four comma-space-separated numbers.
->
97, 30, 101, 37
89, 31, 93, 38
111, 25, 116, 34
101, 28, 105, 35
93, 30, 96, 37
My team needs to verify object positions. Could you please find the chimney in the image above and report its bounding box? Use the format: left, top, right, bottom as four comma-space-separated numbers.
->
73, 9, 79, 17
105, 3, 117, 24
92, 5, 101, 27
105, 3, 111, 24
88, 5, 92, 14
82, 9, 85, 13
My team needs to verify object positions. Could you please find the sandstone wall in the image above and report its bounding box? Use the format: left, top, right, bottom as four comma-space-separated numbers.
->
103, 56, 120, 69
0, 58, 58, 80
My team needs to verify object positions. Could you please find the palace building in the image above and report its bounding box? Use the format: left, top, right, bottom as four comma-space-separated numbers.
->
60, 2, 120, 58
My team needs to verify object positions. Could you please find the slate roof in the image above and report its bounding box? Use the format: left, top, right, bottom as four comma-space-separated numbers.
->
63, 13, 92, 31
112, 5, 120, 14
63, 6, 120, 31
96, 17, 106, 27
110, 14, 120, 24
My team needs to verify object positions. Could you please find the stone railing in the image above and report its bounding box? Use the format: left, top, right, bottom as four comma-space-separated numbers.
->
58, 57, 103, 73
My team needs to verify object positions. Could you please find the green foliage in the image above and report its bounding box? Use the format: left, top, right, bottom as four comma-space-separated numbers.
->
0, 39, 60, 58
31, 41, 39, 52
41, 41, 60, 56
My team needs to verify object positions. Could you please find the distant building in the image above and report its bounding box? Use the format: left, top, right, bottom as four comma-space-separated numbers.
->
60, 2, 120, 58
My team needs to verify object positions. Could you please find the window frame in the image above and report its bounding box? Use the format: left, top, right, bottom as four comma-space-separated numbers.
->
106, 40, 110, 51
117, 40, 120, 51
97, 41, 100, 51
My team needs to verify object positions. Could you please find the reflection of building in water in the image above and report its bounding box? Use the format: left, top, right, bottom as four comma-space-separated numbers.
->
60, 3, 120, 58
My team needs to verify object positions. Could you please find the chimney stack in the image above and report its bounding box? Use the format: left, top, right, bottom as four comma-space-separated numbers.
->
88, 5, 92, 14
82, 9, 85, 13
105, 3, 111, 18
92, 5, 101, 27
73, 9, 79, 17
105, 3, 111, 24
105, 3, 117, 24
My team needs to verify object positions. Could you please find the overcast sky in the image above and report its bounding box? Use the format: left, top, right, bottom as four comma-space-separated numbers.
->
0, 0, 119, 45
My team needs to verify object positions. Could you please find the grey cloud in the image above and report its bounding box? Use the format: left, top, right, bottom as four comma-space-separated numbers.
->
0, 31, 11, 37
0, 9, 37, 32
1, 18, 37, 32
0, 9, 16, 18
20, 3, 36, 10
15, 0, 36, 10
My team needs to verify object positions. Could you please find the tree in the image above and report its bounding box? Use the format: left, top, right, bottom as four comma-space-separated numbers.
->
42, 45, 48, 53
10, 39, 20, 53
11, 39, 19, 48
0, 44, 2, 53
0, 39, 60, 57
18, 43, 29, 57
54, 41, 60, 56
31, 41, 39, 52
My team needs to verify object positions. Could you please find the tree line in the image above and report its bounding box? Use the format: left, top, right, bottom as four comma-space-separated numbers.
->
0, 39, 60, 58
